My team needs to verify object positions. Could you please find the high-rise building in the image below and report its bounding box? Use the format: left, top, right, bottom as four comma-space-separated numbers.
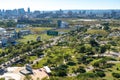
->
57, 20, 62, 27
1, 9, 5, 16
28, 7, 30, 14
5, 10, 12, 16
18, 8, 25, 15
12, 9, 18, 16
0, 10, 1, 15
2, 9, 5, 13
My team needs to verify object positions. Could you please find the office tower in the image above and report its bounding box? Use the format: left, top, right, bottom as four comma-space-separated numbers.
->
18, 8, 25, 15
28, 7, 30, 14
57, 20, 62, 27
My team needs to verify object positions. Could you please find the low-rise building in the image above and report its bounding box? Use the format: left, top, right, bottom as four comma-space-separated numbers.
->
16, 24, 27, 28
19, 30, 31, 36
0, 30, 18, 47
108, 31, 120, 37
20, 64, 33, 75
1, 37, 8, 47
61, 21, 69, 28
0, 27, 6, 35
57, 20, 69, 28
43, 66, 51, 74
0, 66, 50, 80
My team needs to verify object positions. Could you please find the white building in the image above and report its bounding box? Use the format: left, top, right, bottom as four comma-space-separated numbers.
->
44, 66, 51, 73
0, 27, 6, 35
60, 21, 69, 28
16, 24, 27, 28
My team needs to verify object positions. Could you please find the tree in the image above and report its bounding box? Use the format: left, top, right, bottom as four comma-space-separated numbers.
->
5, 20, 16, 27
77, 45, 86, 53
89, 39, 99, 47
77, 73, 97, 78
105, 44, 111, 54
54, 70, 67, 77
112, 73, 120, 78
93, 59, 106, 68
85, 44, 92, 53
67, 61, 76, 66
27, 41, 30, 44
64, 53, 71, 60
77, 66, 86, 73
96, 71, 106, 77
36, 61, 39, 66
99, 45, 107, 53
102, 22, 110, 31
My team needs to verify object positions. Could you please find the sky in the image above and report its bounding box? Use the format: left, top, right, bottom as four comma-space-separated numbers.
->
0, 0, 120, 11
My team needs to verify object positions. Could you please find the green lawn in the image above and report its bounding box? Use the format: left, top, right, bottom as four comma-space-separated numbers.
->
55, 28, 72, 32
90, 58, 102, 65
104, 72, 114, 80
102, 63, 120, 80
86, 30, 108, 36
29, 27, 52, 33
18, 34, 54, 43
16, 27, 52, 32
32, 58, 47, 69
0, 49, 3, 53
29, 56, 37, 61
16, 27, 54, 43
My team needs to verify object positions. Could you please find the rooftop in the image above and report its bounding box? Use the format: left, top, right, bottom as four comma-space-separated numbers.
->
0, 67, 49, 80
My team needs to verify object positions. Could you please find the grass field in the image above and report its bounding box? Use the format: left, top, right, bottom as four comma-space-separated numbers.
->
55, 28, 72, 32
18, 34, 54, 43
0, 49, 3, 53
16, 27, 52, 32
86, 30, 108, 36
27, 56, 38, 62
29, 27, 52, 33
17, 27, 54, 43
32, 58, 47, 69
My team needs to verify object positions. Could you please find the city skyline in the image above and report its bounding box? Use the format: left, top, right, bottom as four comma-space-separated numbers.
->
0, 0, 120, 11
